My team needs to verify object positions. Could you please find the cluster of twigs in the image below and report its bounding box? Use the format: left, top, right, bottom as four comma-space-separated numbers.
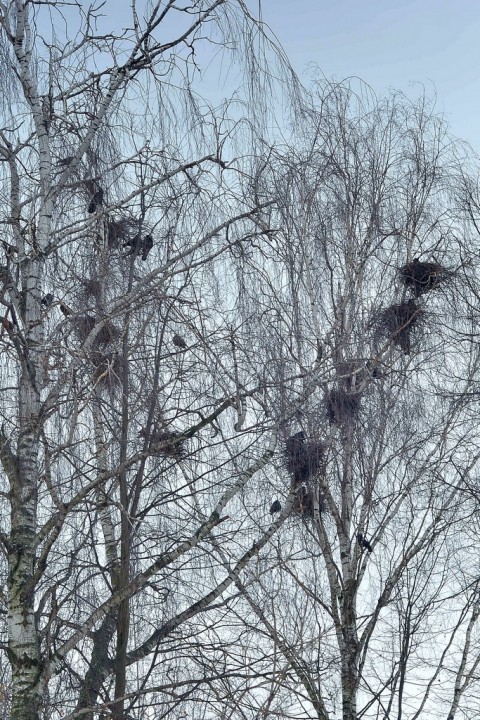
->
139, 427, 188, 459
377, 299, 422, 355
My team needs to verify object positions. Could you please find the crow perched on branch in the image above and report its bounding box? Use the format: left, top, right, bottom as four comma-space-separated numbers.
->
57, 156, 75, 167
172, 334, 187, 349
41, 293, 54, 307
1, 316, 14, 332
357, 533, 373, 553
59, 302, 73, 317
88, 187, 104, 213
269, 500, 282, 514
141, 234, 153, 260
123, 234, 154, 260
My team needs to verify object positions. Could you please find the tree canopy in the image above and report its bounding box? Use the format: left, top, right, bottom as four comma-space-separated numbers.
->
1, 3, 480, 720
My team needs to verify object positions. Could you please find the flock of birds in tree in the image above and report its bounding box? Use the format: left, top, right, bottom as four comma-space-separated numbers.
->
32, 180, 189, 349
86, 184, 154, 260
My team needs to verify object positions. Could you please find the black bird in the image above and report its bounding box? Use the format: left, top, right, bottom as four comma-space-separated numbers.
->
57, 156, 75, 167
88, 187, 104, 213
123, 234, 153, 259
172, 334, 187, 349
41, 293, 54, 307
1, 316, 14, 332
141, 234, 153, 261
270, 500, 282, 515
357, 533, 373, 553
123, 235, 141, 253
59, 302, 72, 317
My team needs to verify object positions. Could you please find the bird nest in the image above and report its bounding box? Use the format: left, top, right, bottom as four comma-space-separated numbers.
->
284, 432, 327, 520
139, 428, 188, 459
399, 258, 451, 297
377, 299, 423, 354
284, 431, 325, 484
61, 303, 119, 347
76, 315, 119, 347
326, 388, 361, 426
82, 278, 102, 299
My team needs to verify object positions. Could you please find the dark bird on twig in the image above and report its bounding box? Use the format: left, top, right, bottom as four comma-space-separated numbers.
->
88, 187, 104, 213
57, 156, 75, 167
123, 235, 140, 252
270, 500, 282, 515
357, 533, 373, 553
123, 234, 154, 260
41, 293, 54, 307
1, 316, 14, 332
141, 234, 153, 260
59, 302, 73, 317
172, 334, 187, 349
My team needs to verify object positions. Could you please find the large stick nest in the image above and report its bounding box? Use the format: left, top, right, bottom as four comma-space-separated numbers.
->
378, 299, 423, 354
284, 431, 327, 520
284, 431, 325, 484
75, 314, 119, 347
326, 388, 361, 425
139, 427, 188, 459
399, 258, 451, 297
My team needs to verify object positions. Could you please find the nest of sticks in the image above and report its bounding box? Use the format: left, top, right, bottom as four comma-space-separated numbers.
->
326, 388, 361, 426
378, 299, 423, 354
76, 315, 119, 347
284, 431, 327, 520
399, 258, 451, 297
284, 431, 325, 484
139, 427, 188, 459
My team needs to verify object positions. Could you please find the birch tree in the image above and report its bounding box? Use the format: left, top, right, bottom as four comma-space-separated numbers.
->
216, 82, 480, 720
2, 2, 480, 719
0, 2, 301, 718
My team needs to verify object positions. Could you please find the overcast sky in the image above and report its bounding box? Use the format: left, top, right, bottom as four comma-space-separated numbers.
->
258, 0, 480, 150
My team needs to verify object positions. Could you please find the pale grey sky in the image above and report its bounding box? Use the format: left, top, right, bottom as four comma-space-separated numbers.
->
42, 1, 480, 150
259, 0, 480, 150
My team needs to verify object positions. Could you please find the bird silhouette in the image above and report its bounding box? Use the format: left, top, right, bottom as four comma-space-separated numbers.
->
41, 293, 54, 307
123, 234, 153, 259
59, 302, 73, 317
88, 187, 104, 213
172, 334, 187, 349
141, 234, 153, 260
270, 500, 282, 514
357, 533, 373, 553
